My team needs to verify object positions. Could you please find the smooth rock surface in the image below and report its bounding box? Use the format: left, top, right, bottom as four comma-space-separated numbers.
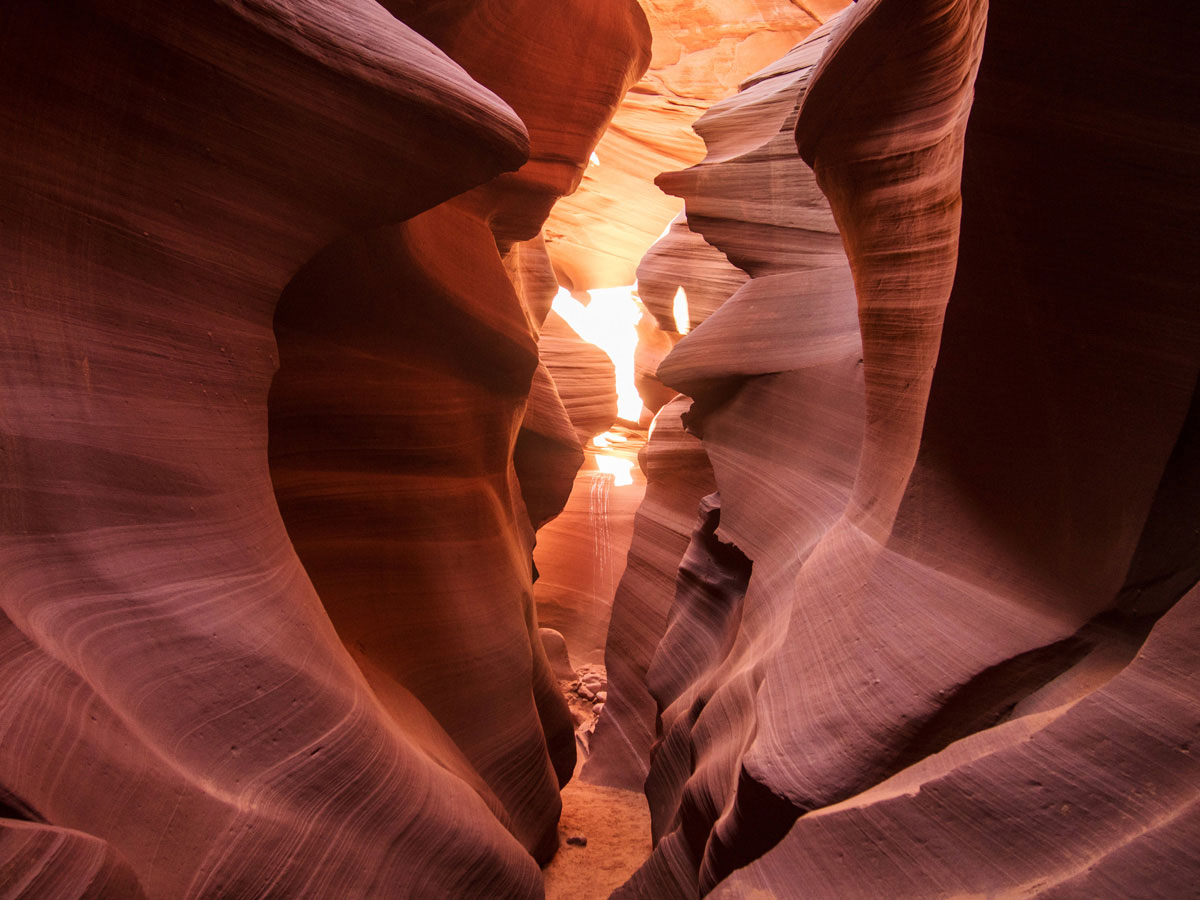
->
1, 3, 547, 897
544, 0, 846, 290
636, 214, 749, 334
0, 0, 646, 896
271, 0, 655, 872
538, 313, 621, 445
533, 434, 648, 670
602, 0, 1200, 896
583, 399, 718, 792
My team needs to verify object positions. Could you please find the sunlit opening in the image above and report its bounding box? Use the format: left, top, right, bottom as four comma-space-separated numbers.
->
589, 151, 601, 166
552, 285, 645, 422
595, 454, 634, 487
672, 286, 690, 335
591, 431, 629, 449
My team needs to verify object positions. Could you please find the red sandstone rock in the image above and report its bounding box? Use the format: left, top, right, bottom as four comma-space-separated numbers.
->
7, 0, 1196, 896
544, 1, 843, 290
605, 0, 1200, 895
592, 9, 860, 810
508, 235, 590, 531
539, 312, 621, 445
633, 314, 679, 417
270, 0, 653, 873
581, 14, 860, 800
532, 436, 648, 671
709, 585, 1200, 899
0, 0, 646, 896
385, 0, 653, 252
0, 1, 547, 895
636, 214, 749, 334
538, 628, 577, 683
0, 821, 148, 899
517, 361, 588, 532
268, 204, 574, 861
582, 399, 718, 791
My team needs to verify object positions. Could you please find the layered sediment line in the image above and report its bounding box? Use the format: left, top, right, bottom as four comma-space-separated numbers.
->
1, 1, 648, 895
598, 0, 1200, 895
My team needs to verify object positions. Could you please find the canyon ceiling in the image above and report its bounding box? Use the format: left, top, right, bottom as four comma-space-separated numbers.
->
1, 1, 1197, 899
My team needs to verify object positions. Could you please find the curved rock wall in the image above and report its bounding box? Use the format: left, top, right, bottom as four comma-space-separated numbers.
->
544, 0, 846, 291
269, 0, 652, 873
584, 397, 719, 790
387, 0, 653, 253
507, 234, 592, 533
587, 14, 860, 807
268, 205, 574, 863
0, 1, 646, 897
7, 1, 1196, 896
601, 0, 1200, 896
636, 214, 749, 335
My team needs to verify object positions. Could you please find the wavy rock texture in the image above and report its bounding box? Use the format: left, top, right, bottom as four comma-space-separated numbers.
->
271, 0, 653, 873
0, 821, 147, 900
633, 315, 680, 420
544, 0, 847, 291
636, 214, 749, 334
538, 314, 620, 446
606, 15, 865, 895
582, 10, 861, 796
532, 438, 648, 670
604, 0, 1200, 896
584, 398, 718, 791
507, 235, 589, 532
527, 1, 852, 740
385, 0, 653, 252
0, 1, 645, 898
708, 583, 1200, 899
588, 12, 860, 806
269, 204, 577, 864
516, 357, 586, 533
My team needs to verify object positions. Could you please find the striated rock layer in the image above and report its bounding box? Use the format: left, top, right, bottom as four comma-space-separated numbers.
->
544, 0, 846, 291
0, 0, 648, 897
537, 312, 620, 446
532, 431, 647, 672
270, 0, 652, 874
636, 213, 748, 335
584, 398, 718, 791
0, 2, 538, 896
588, 11, 861, 806
268, 204, 576, 863
0, 821, 148, 900
602, 0, 1200, 896
507, 234, 590, 533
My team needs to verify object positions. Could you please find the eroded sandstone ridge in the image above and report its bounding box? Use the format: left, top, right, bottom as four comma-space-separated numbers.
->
5, 0, 1198, 897
594, 0, 1200, 897
1, 1, 647, 897
544, 0, 849, 291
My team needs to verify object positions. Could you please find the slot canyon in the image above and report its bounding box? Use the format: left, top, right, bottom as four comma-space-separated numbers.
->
2, 0, 1198, 898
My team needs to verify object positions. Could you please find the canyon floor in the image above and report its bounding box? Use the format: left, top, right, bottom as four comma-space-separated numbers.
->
542, 781, 651, 900
541, 669, 652, 898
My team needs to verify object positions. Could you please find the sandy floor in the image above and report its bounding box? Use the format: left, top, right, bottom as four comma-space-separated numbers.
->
542, 779, 652, 900
540, 650, 652, 896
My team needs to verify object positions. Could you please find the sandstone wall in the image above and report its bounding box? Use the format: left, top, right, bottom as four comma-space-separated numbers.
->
0, 1, 647, 896
598, 1, 1200, 896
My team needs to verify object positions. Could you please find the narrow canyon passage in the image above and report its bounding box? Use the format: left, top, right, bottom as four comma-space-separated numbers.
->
2, 2, 1198, 900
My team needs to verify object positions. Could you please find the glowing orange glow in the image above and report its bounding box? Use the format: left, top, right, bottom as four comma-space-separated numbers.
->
591, 431, 629, 448
672, 286, 690, 335
551, 285, 645, 422
595, 453, 634, 487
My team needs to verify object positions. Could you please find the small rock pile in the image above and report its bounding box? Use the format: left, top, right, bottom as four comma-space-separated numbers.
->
562, 663, 607, 757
